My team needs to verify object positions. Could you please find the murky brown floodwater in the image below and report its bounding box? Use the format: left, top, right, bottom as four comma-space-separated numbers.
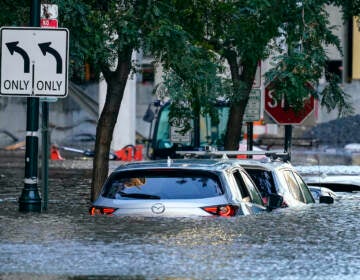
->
0, 163, 360, 280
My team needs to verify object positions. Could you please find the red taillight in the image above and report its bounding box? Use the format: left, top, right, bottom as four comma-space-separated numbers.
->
202, 205, 238, 217
89, 206, 117, 216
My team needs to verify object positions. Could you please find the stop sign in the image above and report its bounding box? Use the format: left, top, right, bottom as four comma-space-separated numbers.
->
264, 86, 314, 125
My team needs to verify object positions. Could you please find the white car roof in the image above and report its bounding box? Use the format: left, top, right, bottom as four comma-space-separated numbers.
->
235, 158, 295, 172
175, 150, 292, 171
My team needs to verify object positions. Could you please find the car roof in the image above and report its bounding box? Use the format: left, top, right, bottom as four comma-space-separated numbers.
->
173, 150, 293, 172
113, 158, 244, 173
237, 158, 295, 172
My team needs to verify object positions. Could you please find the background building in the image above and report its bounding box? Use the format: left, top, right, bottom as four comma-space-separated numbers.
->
1, 6, 359, 153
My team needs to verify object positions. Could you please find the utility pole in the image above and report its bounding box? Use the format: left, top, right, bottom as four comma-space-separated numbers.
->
19, 0, 42, 212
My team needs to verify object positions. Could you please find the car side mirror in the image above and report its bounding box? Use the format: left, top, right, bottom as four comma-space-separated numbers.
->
267, 194, 283, 211
319, 196, 334, 204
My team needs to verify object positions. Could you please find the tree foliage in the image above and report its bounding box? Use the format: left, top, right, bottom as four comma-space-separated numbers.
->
265, 1, 354, 116
0, 0, 30, 26
162, 0, 359, 149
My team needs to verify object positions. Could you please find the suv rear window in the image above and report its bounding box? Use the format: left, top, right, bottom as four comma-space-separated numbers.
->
102, 170, 224, 200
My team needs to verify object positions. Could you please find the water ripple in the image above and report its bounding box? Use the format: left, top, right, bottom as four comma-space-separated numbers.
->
1, 167, 360, 279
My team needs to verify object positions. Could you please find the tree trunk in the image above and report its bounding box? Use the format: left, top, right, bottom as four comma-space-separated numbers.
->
90, 51, 132, 202
224, 53, 258, 150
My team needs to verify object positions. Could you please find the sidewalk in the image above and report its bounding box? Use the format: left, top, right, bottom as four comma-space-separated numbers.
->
2, 147, 359, 170
0, 149, 121, 171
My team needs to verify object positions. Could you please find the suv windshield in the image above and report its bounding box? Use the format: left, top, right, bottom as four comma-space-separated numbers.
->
102, 170, 224, 200
153, 103, 229, 151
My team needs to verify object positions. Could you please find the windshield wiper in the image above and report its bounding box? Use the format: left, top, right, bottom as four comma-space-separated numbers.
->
119, 192, 160, 199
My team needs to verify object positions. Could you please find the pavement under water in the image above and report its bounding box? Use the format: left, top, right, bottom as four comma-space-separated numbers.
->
0, 150, 360, 280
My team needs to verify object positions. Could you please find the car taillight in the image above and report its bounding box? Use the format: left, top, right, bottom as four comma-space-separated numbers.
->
202, 205, 238, 217
89, 206, 117, 216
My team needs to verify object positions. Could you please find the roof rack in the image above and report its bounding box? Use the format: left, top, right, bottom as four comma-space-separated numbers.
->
175, 150, 290, 162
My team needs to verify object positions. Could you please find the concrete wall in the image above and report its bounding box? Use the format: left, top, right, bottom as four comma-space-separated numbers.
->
0, 83, 97, 150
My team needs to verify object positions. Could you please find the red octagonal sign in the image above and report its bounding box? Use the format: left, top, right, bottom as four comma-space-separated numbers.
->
265, 86, 314, 125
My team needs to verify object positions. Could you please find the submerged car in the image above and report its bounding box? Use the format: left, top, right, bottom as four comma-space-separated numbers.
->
90, 158, 282, 217
308, 185, 337, 201
237, 155, 334, 206
242, 158, 315, 207
175, 150, 334, 207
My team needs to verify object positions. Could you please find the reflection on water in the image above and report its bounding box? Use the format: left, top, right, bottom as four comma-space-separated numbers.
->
0, 167, 360, 280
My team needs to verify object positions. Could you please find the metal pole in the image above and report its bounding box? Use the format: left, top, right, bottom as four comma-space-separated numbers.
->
246, 122, 253, 158
19, 0, 42, 212
41, 102, 49, 211
284, 125, 292, 161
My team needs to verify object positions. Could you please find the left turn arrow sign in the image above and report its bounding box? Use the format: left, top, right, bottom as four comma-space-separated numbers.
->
38, 42, 62, 74
6, 41, 30, 73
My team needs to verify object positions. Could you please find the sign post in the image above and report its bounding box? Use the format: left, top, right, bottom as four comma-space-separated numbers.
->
284, 125, 292, 158
20, 0, 41, 212
243, 85, 262, 154
40, 3, 59, 211
243, 62, 262, 154
0, 2, 68, 212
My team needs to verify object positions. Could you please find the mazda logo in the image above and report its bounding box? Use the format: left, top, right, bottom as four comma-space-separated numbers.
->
151, 203, 165, 214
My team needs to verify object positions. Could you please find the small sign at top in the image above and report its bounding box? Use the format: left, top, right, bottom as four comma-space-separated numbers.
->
41, 4, 58, 29
40, 18, 58, 28
41, 4, 58, 19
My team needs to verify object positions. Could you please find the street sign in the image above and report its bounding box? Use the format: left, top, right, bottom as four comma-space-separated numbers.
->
40, 18, 58, 28
41, 4, 58, 19
243, 89, 261, 122
264, 86, 314, 125
0, 27, 69, 97
40, 4, 58, 29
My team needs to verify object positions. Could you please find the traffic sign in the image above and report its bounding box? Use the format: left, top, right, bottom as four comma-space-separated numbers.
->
40, 4, 58, 29
243, 89, 261, 122
40, 19, 58, 28
40, 4, 58, 19
264, 86, 314, 125
0, 27, 69, 97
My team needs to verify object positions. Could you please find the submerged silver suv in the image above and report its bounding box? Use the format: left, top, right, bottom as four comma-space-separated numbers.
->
228, 153, 333, 206
240, 158, 316, 207
176, 150, 334, 208
90, 158, 282, 217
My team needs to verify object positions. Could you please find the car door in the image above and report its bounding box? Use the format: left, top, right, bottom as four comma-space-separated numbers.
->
292, 172, 315, 204
231, 169, 266, 214
282, 170, 306, 203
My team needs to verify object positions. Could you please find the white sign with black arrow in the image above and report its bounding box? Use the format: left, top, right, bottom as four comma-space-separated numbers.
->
0, 27, 69, 97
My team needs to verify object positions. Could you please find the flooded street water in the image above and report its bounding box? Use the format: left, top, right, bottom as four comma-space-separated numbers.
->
1, 159, 360, 280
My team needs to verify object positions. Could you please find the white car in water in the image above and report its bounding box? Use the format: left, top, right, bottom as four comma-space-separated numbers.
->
238, 155, 336, 205
307, 185, 337, 200
175, 150, 335, 207
239, 157, 319, 207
